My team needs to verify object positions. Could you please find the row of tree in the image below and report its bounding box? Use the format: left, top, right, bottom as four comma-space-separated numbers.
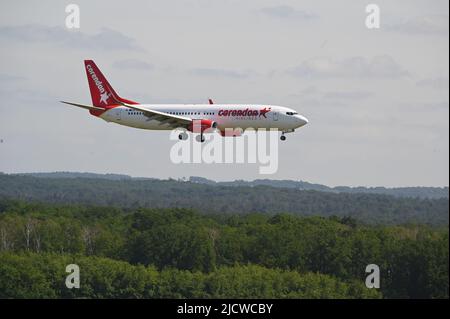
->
0, 199, 448, 298
0, 253, 380, 299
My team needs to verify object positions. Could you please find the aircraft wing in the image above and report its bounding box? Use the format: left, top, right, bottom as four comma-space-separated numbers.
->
61, 100, 193, 128
103, 82, 193, 128
114, 100, 193, 128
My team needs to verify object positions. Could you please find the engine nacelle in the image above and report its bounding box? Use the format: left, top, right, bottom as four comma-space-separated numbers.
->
188, 119, 217, 133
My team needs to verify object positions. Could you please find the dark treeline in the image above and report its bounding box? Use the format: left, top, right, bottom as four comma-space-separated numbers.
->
0, 199, 448, 298
0, 174, 448, 225
189, 176, 449, 199
15, 172, 449, 199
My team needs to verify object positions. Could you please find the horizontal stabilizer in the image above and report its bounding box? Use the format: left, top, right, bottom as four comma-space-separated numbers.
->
60, 101, 106, 111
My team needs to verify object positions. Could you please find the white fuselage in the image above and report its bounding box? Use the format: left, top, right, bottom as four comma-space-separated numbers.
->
100, 104, 308, 132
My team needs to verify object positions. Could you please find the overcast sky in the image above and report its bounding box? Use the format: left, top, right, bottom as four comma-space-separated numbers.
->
0, 0, 448, 187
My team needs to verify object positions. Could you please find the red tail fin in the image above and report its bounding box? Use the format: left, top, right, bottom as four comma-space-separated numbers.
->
84, 60, 138, 107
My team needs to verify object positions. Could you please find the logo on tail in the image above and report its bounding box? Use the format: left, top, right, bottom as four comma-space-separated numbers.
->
99, 91, 111, 104
86, 64, 111, 104
84, 60, 139, 109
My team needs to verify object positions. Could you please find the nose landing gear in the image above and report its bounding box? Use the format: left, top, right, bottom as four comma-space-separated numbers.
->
280, 129, 294, 141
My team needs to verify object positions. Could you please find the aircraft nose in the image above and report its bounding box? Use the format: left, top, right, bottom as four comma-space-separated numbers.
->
296, 115, 309, 127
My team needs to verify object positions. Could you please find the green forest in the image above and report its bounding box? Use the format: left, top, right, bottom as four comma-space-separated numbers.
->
0, 199, 448, 299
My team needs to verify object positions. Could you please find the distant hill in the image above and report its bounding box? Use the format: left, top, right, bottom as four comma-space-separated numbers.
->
16, 172, 137, 180
12, 172, 448, 199
189, 177, 449, 199
0, 173, 448, 225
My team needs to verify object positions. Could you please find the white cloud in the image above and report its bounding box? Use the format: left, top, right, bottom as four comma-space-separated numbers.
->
112, 59, 153, 70
388, 15, 449, 36
416, 77, 449, 89
292, 86, 373, 101
323, 91, 373, 100
260, 5, 317, 20
189, 68, 253, 79
0, 24, 143, 51
288, 55, 409, 79
411, 101, 449, 110
0, 73, 25, 83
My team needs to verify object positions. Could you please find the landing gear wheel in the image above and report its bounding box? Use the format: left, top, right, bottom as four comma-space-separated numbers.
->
280, 135, 286, 141
178, 132, 188, 140
195, 135, 206, 143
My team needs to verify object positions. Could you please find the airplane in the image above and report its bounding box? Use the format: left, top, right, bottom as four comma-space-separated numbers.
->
61, 60, 308, 142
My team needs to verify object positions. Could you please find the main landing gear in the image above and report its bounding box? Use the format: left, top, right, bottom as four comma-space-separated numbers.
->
178, 132, 206, 142
178, 132, 188, 140
195, 134, 206, 143
280, 134, 286, 141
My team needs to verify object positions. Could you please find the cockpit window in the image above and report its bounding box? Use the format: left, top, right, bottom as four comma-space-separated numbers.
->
286, 112, 298, 115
